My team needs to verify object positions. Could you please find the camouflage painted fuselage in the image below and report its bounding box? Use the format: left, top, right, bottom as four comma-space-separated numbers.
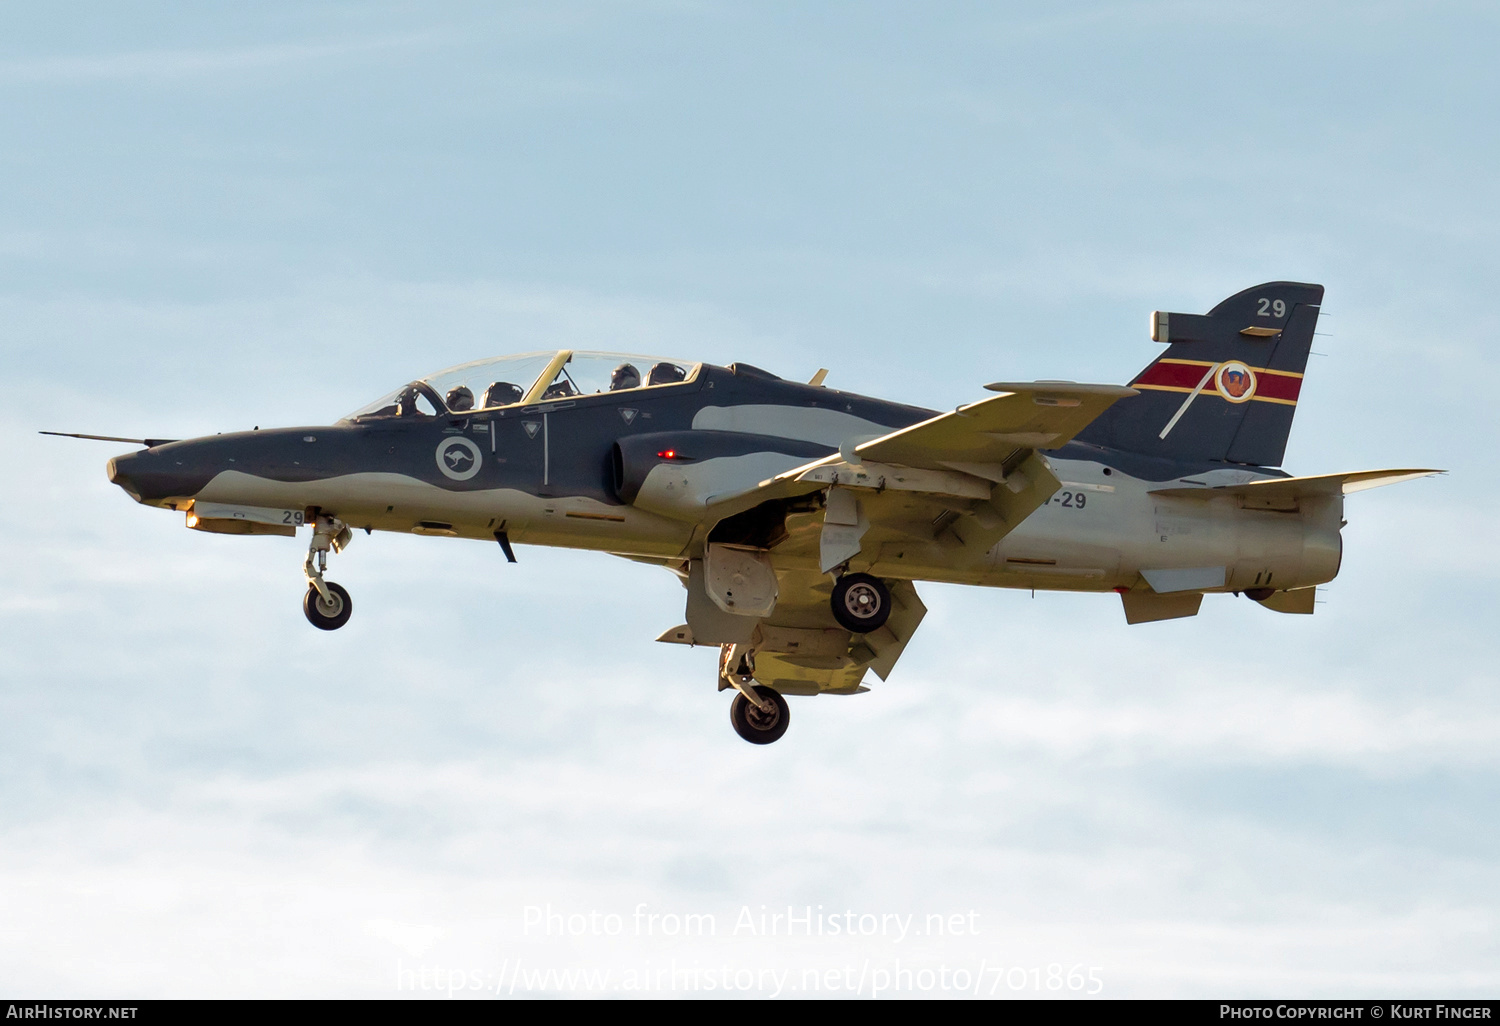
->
107, 359, 1341, 598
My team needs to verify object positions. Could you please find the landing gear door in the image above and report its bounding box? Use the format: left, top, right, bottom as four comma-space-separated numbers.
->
703, 543, 778, 617
685, 559, 758, 644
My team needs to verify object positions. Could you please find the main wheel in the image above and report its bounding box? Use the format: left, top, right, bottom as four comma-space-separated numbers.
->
303, 581, 352, 630
830, 573, 891, 633
730, 685, 790, 745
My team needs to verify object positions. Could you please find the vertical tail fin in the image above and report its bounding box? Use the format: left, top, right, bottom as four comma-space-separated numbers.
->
1075, 281, 1324, 467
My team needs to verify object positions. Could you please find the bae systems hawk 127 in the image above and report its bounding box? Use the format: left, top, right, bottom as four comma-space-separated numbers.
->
50, 282, 1440, 743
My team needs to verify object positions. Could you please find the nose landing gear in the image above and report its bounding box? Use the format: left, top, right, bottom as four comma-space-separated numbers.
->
302, 515, 354, 630
304, 581, 352, 630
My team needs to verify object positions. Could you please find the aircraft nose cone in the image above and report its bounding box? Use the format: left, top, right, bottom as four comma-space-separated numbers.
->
107, 453, 141, 500
104, 447, 213, 504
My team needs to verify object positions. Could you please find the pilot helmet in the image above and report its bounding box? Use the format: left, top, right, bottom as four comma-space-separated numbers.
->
611, 363, 641, 391
482, 381, 524, 407
445, 385, 475, 412
646, 362, 686, 386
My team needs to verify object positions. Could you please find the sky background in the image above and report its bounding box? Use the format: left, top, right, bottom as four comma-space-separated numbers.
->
1, 0, 1496, 998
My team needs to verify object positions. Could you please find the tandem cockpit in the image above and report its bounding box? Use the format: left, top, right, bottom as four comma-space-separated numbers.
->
342, 350, 702, 422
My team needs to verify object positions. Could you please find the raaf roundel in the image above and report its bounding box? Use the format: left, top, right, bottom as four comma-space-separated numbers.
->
48, 283, 1441, 744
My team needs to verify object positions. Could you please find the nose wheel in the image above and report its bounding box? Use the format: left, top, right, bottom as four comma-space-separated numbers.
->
730, 684, 790, 745
304, 581, 352, 630
302, 514, 354, 630
830, 572, 891, 633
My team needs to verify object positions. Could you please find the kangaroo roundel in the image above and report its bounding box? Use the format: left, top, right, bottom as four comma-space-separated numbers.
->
436, 436, 482, 481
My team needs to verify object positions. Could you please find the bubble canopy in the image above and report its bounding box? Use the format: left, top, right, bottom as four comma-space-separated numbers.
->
342, 350, 701, 422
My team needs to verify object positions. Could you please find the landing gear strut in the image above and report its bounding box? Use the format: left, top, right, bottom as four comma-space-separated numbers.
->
721, 644, 790, 744
830, 572, 891, 633
302, 515, 353, 630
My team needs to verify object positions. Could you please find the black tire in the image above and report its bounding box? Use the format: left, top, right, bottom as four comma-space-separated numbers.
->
730, 685, 790, 745
830, 573, 891, 633
303, 581, 352, 630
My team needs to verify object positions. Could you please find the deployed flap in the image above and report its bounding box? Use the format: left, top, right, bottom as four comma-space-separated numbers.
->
1151, 469, 1443, 506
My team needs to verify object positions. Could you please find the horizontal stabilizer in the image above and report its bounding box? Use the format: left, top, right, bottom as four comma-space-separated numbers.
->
1151, 468, 1443, 507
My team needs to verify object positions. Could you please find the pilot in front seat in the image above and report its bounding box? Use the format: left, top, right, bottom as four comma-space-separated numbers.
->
610, 363, 641, 390
445, 385, 475, 412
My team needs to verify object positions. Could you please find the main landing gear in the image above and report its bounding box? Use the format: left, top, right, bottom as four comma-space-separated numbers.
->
721, 644, 790, 745
302, 515, 353, 631
716, 572, 895, 745
731, 686, 789, 745
830, 572, 892, 634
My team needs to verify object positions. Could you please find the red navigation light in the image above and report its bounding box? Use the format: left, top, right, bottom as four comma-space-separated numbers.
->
657, 449, 679, 460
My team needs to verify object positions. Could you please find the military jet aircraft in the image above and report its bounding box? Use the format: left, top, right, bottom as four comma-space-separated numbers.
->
52, 281, 1439, 744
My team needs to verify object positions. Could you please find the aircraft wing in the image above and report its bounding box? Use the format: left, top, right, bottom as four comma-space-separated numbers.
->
1151, 468, 1443, 509
852, 381, 1139, 473
703, 381, 1135, 518
688, 384, 1137, 583
751, 382, 1138, 572
773, 382, 1135, 492
660, 382, 1135, 690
